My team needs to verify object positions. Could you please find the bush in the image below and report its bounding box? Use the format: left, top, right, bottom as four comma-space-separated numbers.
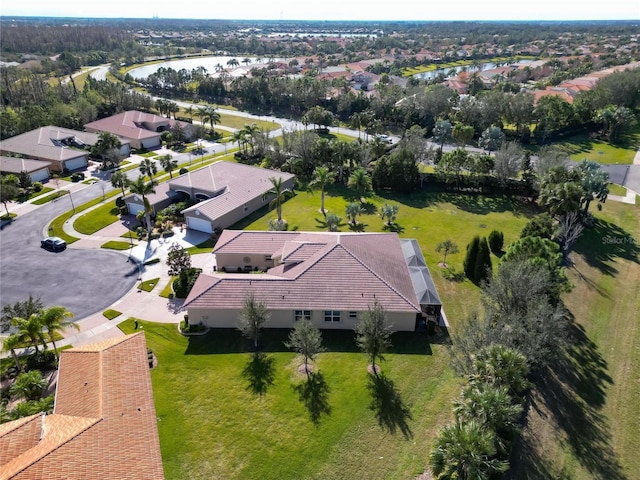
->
488, 230, 504, 254
115, 196, 125, 208
25, 351, 56, 373
179, 167, 189, 175
33, 182, 43, 192
173, 268, 202, 298
463, 236, 480, 280
474, 237, 493, 284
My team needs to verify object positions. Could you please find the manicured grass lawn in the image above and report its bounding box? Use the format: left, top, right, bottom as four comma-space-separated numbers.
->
74, 200, 120, 234
510, 200, 640, 479
103, 309, 122, 320
239, 185, 536, 323
158, 277, 176, 298
31, 190, 69, 205
607, 183, 627, 196
1, 213, 17, 221
17, 186, 54, 202
139, 151, 159, 158
553, 128, 640, 165
138, 278, 160, 292
120, 320, 458, 480
101, 240, 134, 250
218, 112, 279, 132
185, 238, 217, 255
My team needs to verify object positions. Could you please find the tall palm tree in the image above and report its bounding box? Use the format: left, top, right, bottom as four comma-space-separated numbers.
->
309, 166, 336, 215
231, 129, 249, 156
159, 154, 178, 179
13, 314, 45, 354
347, 167, 372, 202
139, 158, 158, 179
127, 175, 158, 240
345, 201, 363, 225
39, 306, 78, 361
196, 106, 211, 128
206, 106, 221, 133
241, 123, 260, 155
263, 176, 293, 224
429, 420, 509, 480
185, 105, 194, 122
2, 333, 23, 373
110, 169, 128, 197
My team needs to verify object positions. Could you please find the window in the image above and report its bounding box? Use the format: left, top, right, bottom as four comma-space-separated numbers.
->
265, 254, 272, 261
324, 310, 341, 322
294, 310, 312, 321
349, 311, 358, 320
243, 204, 248, 212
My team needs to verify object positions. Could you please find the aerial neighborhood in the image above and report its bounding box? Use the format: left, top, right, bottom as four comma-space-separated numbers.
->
0, 15, 639, 480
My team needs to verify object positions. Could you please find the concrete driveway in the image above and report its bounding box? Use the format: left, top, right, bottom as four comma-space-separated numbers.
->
0, 182, 138, 321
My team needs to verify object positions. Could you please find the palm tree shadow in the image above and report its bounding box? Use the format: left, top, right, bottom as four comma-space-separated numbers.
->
292, 371, 332, 425
241, 352, 275, 396
366, 373, 413, 439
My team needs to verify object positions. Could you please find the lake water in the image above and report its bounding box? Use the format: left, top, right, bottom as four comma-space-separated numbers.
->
412, 59, 533, 80
129, 56, 283, 79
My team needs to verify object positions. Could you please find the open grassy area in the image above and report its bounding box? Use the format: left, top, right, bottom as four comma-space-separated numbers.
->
101, 240, 134, 250
120, 320, 458, 480
31, 189, 69, 205
553, 128, 640, 165
239, 185, 536, 323
510, 200, 640, 479
74, 200, 119, 234
103, 309, 122, 320
138, 278, 160, 292
218, 112, 280, 132
607, 183, 627, 196
158, 276, 176, 298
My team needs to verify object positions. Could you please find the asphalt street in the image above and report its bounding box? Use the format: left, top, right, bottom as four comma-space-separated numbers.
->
0, 183, 138, 320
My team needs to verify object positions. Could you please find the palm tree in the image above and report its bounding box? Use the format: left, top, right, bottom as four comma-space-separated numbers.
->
241, 123, 260, 155
242, 57, 252, 66
10, 370, 48, 401
380, 203, 399, 226
127, 175, 158, 240
159, 154, 178, 179
227, 58, 240, 68
231, 129, 248, 156
185, 105, 195, 122
345, 201, 363, 225
110, 169, 128, 197
309, 166, 336, 215
429, 420, 509, 480
471, 344, 530, 398
263, 176, 293, 224
139, 158, 158, 179
347, 167, 372, 202
206, 106, 221, 133
196, 106, 211, 128
39, 306, 78, 361
1, 334, 23, 373
325, 212, 341, 232
12, 314, 45, 354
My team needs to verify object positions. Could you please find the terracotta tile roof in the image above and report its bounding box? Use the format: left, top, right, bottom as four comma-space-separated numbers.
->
185, 231, 421, 313
0, 333, 164, 480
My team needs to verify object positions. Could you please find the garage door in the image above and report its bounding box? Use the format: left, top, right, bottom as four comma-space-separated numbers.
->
30, 169, 49, 183
187, 216, 213, 233
64, 157, 87, 171
126, 202, 145, 215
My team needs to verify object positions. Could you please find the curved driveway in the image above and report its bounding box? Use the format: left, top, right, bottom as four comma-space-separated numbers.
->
0, 183, 138, 321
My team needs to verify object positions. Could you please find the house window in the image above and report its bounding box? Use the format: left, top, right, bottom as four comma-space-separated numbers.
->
349, 311, 358, 320
265, 255, 272, 261
294, 310, 312, 321
324, 310, 341, 322
243, 204, 248, 212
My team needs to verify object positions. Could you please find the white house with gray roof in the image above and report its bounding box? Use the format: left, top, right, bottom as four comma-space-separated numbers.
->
183, 230, 442, 332
124, 161, 295, 234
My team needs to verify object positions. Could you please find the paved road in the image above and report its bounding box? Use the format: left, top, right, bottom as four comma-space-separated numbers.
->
0, 183, 138, 320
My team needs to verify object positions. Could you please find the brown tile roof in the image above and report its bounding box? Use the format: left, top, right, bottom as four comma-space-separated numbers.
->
185, 231, 421, 313
180, 161, 295, 222
0, 333, 164, 480
85, 110, 188, 142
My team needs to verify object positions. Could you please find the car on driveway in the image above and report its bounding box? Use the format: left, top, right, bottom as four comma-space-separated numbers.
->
41, 236, 67, 252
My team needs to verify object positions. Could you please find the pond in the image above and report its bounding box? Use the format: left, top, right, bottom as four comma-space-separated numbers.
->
412, 59, 533, 80
129, 56, 284, 79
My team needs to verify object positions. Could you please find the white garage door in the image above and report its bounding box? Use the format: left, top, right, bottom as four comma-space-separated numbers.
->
30, 169, 49, 182
64, 157, 87, 171
187, 216, 213, 233
127, 202, 145, 215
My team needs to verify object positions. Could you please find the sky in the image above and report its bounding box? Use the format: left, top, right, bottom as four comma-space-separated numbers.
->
0, 0, 638, 22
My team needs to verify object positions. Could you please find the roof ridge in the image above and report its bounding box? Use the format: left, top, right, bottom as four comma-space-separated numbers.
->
337, 242, 420, 310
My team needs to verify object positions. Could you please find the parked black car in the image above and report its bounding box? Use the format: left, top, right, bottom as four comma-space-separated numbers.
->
41, 236, 67, 252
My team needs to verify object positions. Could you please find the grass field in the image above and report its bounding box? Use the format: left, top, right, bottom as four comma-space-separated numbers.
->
510, 199, 640, 479
553, 128, 640, 165
74, 200, 119, 234
120, 320, 458, 480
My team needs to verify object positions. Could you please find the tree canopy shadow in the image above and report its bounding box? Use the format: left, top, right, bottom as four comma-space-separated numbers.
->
348, 222, 366, 232
511, 316, 624, 479
573, 217, 639, 276
366, 372, 413, 439
292, 371, 332, 425
241, 352, 275, 396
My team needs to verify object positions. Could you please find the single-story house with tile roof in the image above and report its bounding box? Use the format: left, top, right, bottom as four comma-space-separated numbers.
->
84, 110, 193, 150
124, 161, 295, 234
0, 333, 164, 480
0, 156, 51, 182
0, 126, 128, 172
183, 230, 442, 331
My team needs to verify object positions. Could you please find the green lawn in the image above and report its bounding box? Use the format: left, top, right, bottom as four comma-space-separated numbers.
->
120, 320, 458, 480
553, 128, 640, 165
101, 240, 134, 250
607, 183, 627, 196
510, 200, 640, 479
218, 112, 280, 132
74, 200, 120, 235
138, 278, 160, 292
31, 190, 69, 205
103, 309, 122, 320
17, 186, 54, 202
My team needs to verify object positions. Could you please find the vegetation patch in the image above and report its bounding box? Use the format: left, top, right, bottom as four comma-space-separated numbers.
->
607, 183, 628, 196
74, 200, 120, 234
31, 190, 68, 205
159, 277, 177, 298
103, 309, 122, 320
101, 240, 133, 250
185, 237, 217, 255
138, 278, 160, 292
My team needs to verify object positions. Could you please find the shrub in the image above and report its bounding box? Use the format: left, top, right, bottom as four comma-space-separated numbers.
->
25, 351, 56, 373
173, 268, 202, 298
474, 237, 493, 284
488, 230, 504, 254
463, 236, 480, 280
179, 167, 189, 175
32, 182, 43, 192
